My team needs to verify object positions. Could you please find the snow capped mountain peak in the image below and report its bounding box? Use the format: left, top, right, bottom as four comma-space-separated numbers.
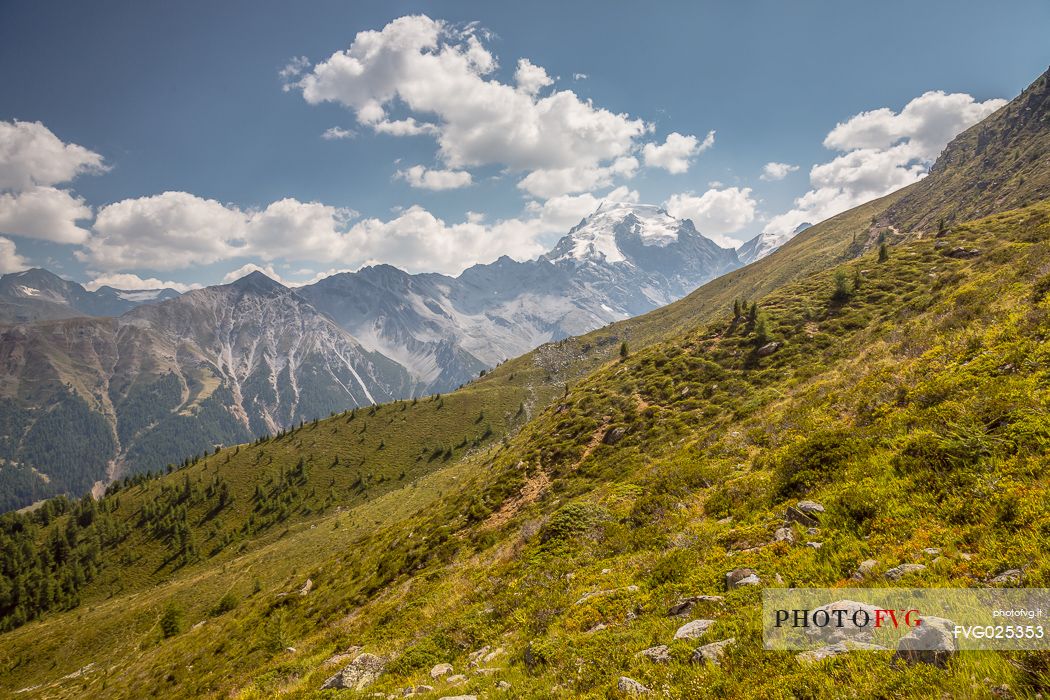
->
550, 201, 686, 264
737, 221, 815, 265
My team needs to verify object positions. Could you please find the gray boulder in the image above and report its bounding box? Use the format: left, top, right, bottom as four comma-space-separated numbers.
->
674, 619, 715, 640
636, 645, 670, 663
321, 652, 386, 690
803, 600, 880, 645
667, 595, 723, 617
784, 506, 819, 527
884, 563, 926, 581
756, 341, 781, 356
617, 676, 650, 695
691, 638, 735, 666
726, 568, 761, 589
796, 641, 886, 663
850, 559, 878, 581
796, 500, 825, 515
603, 426, 627, 445
467, 645, 504, 666
893, 616, 956, 668
989, 569, 1022, 585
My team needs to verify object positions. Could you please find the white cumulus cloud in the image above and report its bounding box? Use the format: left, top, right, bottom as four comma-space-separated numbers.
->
664, 187, 757, 247
246, 198, 358, 261
643, 131, 714, 174
321, 126, 355, 140
760, 162, 799, 181
0, 186, 93, 243
288, 15, 699, 197
514, 58, 553, 95
81, 193, 362, 271
83, 191, 248, 270
0, 120, 106, 244
0, 120, 107, 191
0, 236, 27, 273
517, 157, 638, 198
84, 272, 199, 292
396, 165, 473, 190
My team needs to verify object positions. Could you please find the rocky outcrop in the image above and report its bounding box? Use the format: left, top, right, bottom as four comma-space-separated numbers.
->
796, 641, 887, 663
617, 676, 651, 695
668, 595, 723, 618
893, 616, 957, 668
884, 563, 926, 581
674, 619, 716, 640
430, 663, 453, 679
796, 500, 825, 515
320, 652, 385, 690
756, 341, 781, 357
636, 645, 670, 663
850, 559, 878, 581
692, 638, 735, 666
726, 568, 761, 589
988, 569, 1023, 585
603, 426, 627, 445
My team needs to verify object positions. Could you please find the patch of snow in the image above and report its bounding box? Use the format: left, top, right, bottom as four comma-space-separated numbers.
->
17, 285, 39, 297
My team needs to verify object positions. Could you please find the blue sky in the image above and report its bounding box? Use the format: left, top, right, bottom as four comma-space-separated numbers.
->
0, 0, 1047, 290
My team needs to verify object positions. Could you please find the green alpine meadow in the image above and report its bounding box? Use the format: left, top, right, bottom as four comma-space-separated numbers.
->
1, 4, 1049, 699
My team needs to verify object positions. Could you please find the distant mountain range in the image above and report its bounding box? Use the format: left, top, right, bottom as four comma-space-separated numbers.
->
0, 268, 181, 323
0, 202, 742, 510
298, 202, 739, 390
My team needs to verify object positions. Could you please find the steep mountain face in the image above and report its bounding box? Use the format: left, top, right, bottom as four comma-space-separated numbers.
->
300, 259, 610, 388
884, 66, 1050, 231
0, 268, 180, 323
301, 202, 739, 392
0, 272, 413, 511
